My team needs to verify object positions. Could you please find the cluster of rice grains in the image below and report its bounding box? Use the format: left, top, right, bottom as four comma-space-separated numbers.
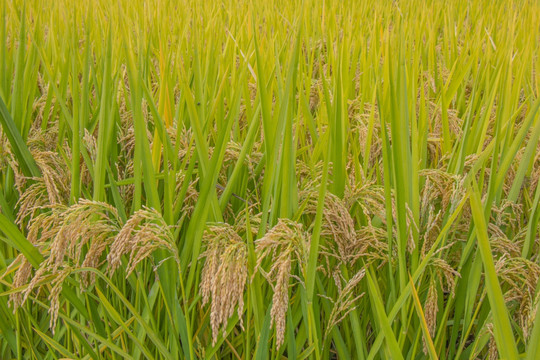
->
1, 0, 540, 358
9, 200, 178, 331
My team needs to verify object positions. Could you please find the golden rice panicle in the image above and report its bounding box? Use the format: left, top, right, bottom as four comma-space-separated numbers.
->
47, 200, 121, 274
344, 181, 386, 221
21, 267, 47, 308
486, 323, 498, 360
9, 207, 64, 311
32, 150, 70, 205
423, 278, 438, 355
527, 291, 540, 340
419, 169, 465, 214
27, 205, 66, 245
495, 256, 540, 338
15, 149, 70, 226
173, 172, 199, 217
270, 257, 291, 347
107, 207, 178, 277
9, 200, 121, 312
108, 210, 146, 275
429, 257, 460, 297
8, 255, 33, 310
351, 224, 389, 265
13, 120, 91, 228
300, 190, 354, 263
0, 129, 9, 172
200, 224, 247, 344
324, 269, 365, 342
15, 180, 50, 226
233, 207, 262, 238
255, 219, 309, 347
49, 267, 72, 333
420, 207, 443, 258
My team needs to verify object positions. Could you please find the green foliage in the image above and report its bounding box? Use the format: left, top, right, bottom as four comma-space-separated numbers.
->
0, 0, 540, 358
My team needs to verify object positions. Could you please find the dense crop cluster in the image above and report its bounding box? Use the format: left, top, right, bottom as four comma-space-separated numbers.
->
1, 0, 540, 358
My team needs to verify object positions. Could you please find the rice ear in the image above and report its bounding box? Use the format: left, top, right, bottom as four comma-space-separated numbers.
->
423, 279, 438, 355
107, 207, 178, 278
324, 269, 365, 342
200, 223, 248, 344
255, 219, 309, 347
8, 255, 33, 310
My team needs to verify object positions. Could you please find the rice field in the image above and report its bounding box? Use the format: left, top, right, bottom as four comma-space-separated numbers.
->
0, 0, 540, 358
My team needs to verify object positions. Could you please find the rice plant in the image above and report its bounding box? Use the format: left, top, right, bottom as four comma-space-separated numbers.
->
1, 0, 540, 358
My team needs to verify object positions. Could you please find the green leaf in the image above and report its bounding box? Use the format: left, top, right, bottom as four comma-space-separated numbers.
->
469, 180, 519, 360
0, 96, 40, 178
